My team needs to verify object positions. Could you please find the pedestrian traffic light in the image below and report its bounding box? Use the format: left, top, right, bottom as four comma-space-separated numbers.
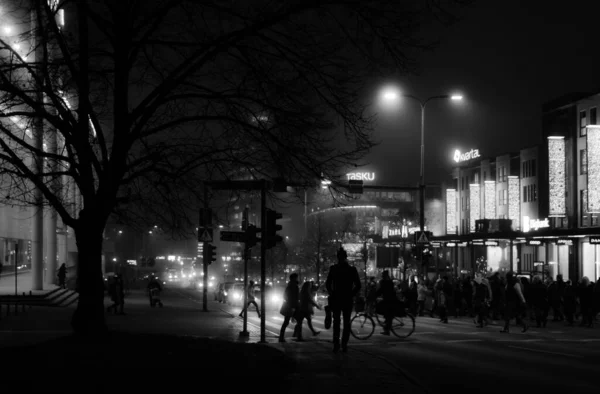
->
265, 208, 283, 249
245, 224, 260, 249
203, 244, 217, 265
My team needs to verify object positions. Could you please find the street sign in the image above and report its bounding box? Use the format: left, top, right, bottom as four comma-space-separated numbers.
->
199, 229, 213, 242
415, 231, 432, 244
220, 231, 247, 243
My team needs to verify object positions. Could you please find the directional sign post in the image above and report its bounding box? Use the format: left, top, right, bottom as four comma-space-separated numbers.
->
220, 231, 247, 243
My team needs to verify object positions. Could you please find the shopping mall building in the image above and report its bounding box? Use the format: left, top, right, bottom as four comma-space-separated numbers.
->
434, 92, 600, 282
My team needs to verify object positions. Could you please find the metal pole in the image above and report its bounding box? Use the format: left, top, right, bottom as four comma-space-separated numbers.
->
419, 103, 425, 277
304, 188, 308, 239
203, 185, 209, 312
240, 208, 249, 337
259, 180, 267, 343
14, 243, 19, 296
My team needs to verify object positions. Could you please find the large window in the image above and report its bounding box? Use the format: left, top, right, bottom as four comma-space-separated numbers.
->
580, 110, 587, 137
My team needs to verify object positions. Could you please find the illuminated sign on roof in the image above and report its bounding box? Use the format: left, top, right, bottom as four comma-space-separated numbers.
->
346, 172, 375, 181
454, 149, 480, 163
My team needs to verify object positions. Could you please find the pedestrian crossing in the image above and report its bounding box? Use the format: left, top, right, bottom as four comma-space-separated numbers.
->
226, 306, 600, 345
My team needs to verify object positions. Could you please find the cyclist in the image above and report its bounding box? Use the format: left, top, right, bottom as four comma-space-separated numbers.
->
376, 270, 396, 335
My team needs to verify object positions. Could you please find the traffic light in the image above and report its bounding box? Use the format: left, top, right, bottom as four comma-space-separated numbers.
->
348, 180, 363, 194
203, 244, 217, 265
265, 208, 283, 249
245, 224, 259, 249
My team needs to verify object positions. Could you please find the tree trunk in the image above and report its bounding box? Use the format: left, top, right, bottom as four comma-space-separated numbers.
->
71, 225, 108, 336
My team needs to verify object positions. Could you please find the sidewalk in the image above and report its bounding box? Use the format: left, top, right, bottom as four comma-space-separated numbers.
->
0, 288, 426, 393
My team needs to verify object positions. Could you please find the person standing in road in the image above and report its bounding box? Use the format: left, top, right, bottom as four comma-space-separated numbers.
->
278, 273, 300, 343
107, 274, 126, 315
325, 247, 361, 353
239, 280, 261, 318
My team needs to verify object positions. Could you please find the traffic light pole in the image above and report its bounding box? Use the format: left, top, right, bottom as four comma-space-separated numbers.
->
240, 208, 249, 338
203, 184, 209, 312
259, 180, 267, 343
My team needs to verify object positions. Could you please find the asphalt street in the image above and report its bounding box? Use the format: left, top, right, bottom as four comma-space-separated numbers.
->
176, 286, 600, 393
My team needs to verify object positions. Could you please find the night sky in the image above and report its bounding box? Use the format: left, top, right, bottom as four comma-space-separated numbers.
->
281, 0, 600, 243
367, 0, 600, 187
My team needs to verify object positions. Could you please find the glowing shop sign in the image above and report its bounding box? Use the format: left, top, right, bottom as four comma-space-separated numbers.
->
586, 126, 600, 212
446, 242, 457, 247
557, 238, 572, 246
485, 240, 498, 246
522, 217, 549, 233
548, 137, 566, 217
527, 239, 542, 246
589, 237, 600, 245
346, 172, 375, 181
454, 149, 481, 163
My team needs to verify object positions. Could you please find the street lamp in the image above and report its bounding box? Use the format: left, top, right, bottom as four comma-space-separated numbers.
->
380, 87, 463, 273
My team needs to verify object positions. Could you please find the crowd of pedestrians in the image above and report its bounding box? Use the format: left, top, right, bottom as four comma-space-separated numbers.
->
395, 272, 600, 331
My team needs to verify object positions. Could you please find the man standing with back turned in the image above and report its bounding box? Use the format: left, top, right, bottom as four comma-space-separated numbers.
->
326, 246, 361, 353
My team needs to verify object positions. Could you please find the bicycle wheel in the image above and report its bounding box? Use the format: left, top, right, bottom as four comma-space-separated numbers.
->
391, 313, 415, 338
350, 313, 375, 340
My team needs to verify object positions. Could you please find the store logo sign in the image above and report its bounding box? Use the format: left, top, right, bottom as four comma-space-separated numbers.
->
346, 172, 375, 181
454, 149, 480, 163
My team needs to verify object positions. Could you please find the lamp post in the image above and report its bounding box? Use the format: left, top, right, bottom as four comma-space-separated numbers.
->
380, 88, 463, 275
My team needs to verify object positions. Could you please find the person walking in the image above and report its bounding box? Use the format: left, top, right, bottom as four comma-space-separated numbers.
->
294, 281, 322, 340
107, 274, 126, 315
278, 273, 300, 343
500, 272, 528, 333
325, 246, 361, 353
239, 280, 261, 318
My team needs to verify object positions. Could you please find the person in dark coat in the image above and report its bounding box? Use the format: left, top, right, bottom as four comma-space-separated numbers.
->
57, 263, 67, 289
278, 273, 300, 342
577, 277, 594, 327
563, 280, 577, 325
529, 276, 549, 328
500, 272, 528, 333
294, 281, 321, 339
325, 247, 361, 353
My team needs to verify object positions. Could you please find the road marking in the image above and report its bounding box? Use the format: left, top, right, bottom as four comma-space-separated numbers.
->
579, 339, 600, 342
508, 345, 583, 358
445, 339, 482, 343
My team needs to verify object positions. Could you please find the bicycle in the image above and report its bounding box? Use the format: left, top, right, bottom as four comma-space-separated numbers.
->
350, 298, 415, 340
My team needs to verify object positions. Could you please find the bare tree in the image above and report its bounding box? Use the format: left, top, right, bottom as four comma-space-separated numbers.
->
0, 0, 469, 334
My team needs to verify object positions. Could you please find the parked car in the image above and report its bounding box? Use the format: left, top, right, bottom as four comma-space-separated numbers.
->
215, 282, 235, 303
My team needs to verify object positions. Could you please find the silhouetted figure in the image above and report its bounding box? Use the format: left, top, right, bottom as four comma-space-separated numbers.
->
294, 281, 321, 339
107, 275, 125, 315
239, 280, 261, 318
500, 272, 528, 333
147, 275, 163, 307
377, 270, 396, 335
278, 273, 300, 342
325, 247, 361, 353
57, 263, 67, 289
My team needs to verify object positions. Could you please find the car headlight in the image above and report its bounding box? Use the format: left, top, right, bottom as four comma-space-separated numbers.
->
270, 294, 281, 304
233, 292, 241, 300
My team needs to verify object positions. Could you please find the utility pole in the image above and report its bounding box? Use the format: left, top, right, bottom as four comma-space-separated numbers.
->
240, 207, 250, 338
201, 184, 211, 312
259, 180, 267, 343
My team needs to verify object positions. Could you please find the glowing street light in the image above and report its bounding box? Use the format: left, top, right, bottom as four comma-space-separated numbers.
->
379, 85, 464, 272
